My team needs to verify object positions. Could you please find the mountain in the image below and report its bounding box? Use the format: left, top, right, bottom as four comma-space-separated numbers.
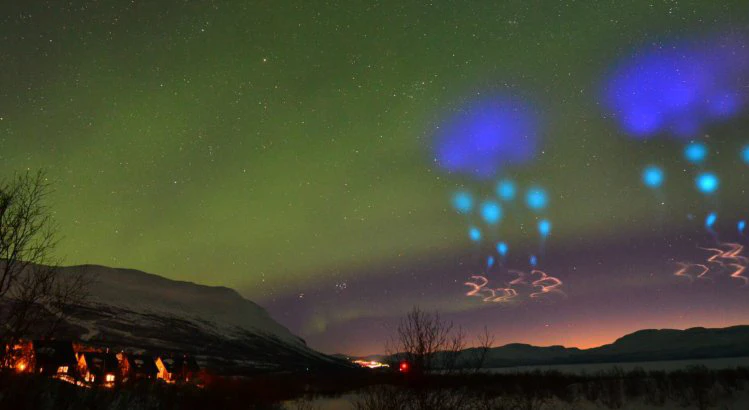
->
478, 343, 583, 368
43, 264, 349, 375
369, 326, 749, 369
481, 326, 749, 368
584, 326, 749, 362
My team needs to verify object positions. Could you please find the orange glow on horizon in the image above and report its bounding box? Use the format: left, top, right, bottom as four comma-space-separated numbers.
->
357, 307, 749, 356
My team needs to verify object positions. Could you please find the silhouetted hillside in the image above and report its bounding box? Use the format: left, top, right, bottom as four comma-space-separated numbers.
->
8, 264, 352, 375
368, 325, 749, 368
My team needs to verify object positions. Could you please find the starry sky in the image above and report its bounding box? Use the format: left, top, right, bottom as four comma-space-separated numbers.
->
2, 1, 749, 355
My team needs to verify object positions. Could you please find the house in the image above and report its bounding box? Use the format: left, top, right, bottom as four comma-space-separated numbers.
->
155, 354, 200, 383
77, 351, 119, 387
117, 352, 158, 382
1, 340, 33, 372
32, 340, 77, 381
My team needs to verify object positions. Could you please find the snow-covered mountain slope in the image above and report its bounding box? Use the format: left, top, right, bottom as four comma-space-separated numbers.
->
69, 264, 301, 345
50, 264, 347, 374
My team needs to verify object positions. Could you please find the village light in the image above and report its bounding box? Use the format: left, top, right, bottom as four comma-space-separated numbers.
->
353, 359, 389, 369
16, 361, 27, 372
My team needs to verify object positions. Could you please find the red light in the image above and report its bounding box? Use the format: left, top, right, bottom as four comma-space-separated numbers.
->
399, 361, 409, 373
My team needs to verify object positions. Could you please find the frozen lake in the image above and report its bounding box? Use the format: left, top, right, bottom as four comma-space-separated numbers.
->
285, 357, 749, 409
485, 355, 749, 374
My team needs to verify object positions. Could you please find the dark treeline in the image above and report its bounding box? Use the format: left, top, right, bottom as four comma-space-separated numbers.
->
352, 365, 749, 410
2, 365, 749, 409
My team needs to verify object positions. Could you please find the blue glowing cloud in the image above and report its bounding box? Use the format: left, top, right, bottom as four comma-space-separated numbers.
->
538, 219, 552, 238
683, 142, 708, 164
487, 256, 495, 269
739, 220, 746, 235
497, 241, 508, 257
695, 172, 720, 195
432, 94, 541, 179
480, 201, 502, 224
642, 165, 664, 188
602, 35, 749, 139
742, 145, 749, 164
469, 226, 481, 242
705, 212, 717, 230
451, 191, 474, 214
525, 186, 549, 212
496, 179, 517, 201
529, 254, 538, 267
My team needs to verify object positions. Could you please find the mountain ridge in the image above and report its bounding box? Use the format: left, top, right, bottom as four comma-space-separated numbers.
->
17, 263, 352, 374
355, 325, 749, 368
74, 263, 241, 294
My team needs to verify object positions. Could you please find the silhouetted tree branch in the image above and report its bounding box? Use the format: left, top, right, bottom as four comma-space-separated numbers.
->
469, 325, 495, 372
387, 307, 455, 375
440, 326, 466, 373
0, 170, 89, 366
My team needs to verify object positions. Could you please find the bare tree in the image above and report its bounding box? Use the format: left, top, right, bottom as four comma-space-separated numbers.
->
0, 171, 57, 297
45, 266, 91, 338
469, 325, 495, 372
387, 307, 466, 375
387, 307, 497, 376
0, 170, 89, 366
440, 325, 466, 373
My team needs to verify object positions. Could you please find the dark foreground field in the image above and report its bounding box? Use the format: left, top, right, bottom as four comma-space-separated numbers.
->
2, 366, 749, 409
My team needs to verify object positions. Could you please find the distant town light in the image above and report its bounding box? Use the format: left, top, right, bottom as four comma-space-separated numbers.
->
353, 359, 389, 369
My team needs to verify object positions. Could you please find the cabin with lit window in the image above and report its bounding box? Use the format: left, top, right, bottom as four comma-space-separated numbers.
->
32, 340, 77, 381
77, 352, 119, 387
1, 340, 34, 373
155, 355, 200, 383
117, 352, 158, 382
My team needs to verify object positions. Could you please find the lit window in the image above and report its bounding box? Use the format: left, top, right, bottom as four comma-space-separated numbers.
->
57, 366, 69, 374
105, 374, 115, 383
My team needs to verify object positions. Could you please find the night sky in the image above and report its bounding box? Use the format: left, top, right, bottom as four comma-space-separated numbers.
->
2, 1, 749, 355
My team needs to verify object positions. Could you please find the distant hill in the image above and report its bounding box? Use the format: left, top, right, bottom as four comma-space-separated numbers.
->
366, 326, 749, 368
580, 326, 749, 364
13, 264, 350, 375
